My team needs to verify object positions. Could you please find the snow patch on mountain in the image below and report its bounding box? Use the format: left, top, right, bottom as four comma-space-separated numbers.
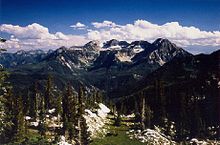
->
109, 45, 122, 50
84, 103, 110, 137
128, 127, 220, 145
116, 55, 132, 62
116, 53, 132, 62
97, 103, 110, 118
59, 56, 74, 70
128, 128, 176, 145
149, 51, 166, 66
132, 47, 144, 53
189, 138, 220, 145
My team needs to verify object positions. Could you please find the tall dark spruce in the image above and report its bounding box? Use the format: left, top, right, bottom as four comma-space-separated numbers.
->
0, 39, 14, 143
45, 75, 53, 110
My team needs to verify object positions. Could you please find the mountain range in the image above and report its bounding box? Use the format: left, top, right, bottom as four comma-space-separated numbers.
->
1, 37, 219, 141
0, 38, 193, 93
1, 38, 219, 101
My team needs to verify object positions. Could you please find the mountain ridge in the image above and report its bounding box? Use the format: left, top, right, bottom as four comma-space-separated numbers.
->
1, 38, 194, 94
0, 38, 191, 69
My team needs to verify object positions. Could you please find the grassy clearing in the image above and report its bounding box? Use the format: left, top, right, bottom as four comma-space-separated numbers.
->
91, 116, 145, 145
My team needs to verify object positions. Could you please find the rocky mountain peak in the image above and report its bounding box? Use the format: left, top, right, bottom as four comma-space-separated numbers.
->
84, 40, 100, 47
103, 39, 129, 48
152, 38, 177, 49
55, 46, 68, 54
103, 39, 119, 48
130, 40, 151, 49
83, 40, 101, 51
153, 38, 170, 44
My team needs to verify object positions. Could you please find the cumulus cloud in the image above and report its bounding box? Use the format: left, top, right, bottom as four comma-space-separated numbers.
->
92, 20, 119, 28
70, 22, 86, 30
1, 20, 220, 53
0, 23, 87, 51
88, 20, 220, 49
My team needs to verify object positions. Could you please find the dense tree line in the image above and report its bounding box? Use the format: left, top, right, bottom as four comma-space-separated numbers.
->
0, 70, 104, 144
117, 78, 219, 141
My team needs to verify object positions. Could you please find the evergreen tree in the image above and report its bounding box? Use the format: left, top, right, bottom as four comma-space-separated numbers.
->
62, 115, 69, 136
38, 96, 47, 137
0, 39, 15, 143
62, 85, 69, 136
81, 117, 90, 145
30, 81, 40, 118
89, 92, 95, 108
45, 75, 53, 110
176, 92, 188, 140
0, 87, 14, 143
24, 89, 31, 116
68, 88, 77, 141
62, 83, 77, 141
76, 85, 91, 145
145, 105, 153, 128
77, 85, 84, 145
140, 91, 146, 130
55, 92, 62, 117
154, 80, 166, 126
134, 95, 141, 124
13, 94, 25, 142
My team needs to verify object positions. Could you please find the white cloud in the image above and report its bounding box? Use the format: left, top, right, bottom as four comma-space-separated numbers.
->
1, 20, 220, 54
70, 22, 86, 30
0, 23, 57, 39
92, 20, 119, 28
88, 20, 220, 49
0, 23, 87, 51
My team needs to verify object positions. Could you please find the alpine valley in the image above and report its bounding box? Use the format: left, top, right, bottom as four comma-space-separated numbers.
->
0, 38, 219, 144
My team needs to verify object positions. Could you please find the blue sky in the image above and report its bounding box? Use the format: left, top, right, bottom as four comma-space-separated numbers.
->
0, 0, 220, 53
1, 0, 220, 32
